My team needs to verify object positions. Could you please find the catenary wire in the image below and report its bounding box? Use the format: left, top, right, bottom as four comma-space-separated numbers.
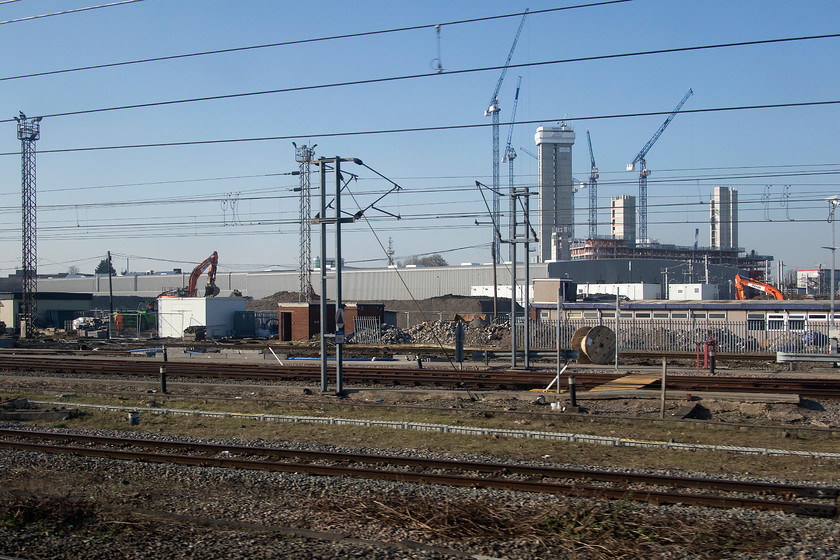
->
0, 0, 143, 25
0, 2, 628, 83
0, 32, 836, 125
1, 99, 838, 157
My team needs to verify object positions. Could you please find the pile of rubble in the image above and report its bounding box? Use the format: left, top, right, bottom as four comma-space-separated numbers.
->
368, 318, 510, 347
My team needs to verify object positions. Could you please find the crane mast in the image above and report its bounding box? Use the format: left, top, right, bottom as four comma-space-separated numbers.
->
586, 129, 598, 239
485, 10, 527, 263
502, 77, 522, 261
627, 88, 693, 243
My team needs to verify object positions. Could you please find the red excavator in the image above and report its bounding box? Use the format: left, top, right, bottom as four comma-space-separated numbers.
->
734, 274, 784, 301
160, 251, 220, 298
187, 251, 220, 297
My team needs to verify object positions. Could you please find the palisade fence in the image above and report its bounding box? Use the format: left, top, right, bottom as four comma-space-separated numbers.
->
351, 316, 382, 344
517, 318, 831, 355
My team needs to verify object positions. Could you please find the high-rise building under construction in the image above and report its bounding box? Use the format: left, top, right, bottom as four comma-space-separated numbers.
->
535, 124, 575, 262
711, 186, 738, 249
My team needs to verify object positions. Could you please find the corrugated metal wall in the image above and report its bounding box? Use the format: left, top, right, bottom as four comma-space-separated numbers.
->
38, 264, 551, 301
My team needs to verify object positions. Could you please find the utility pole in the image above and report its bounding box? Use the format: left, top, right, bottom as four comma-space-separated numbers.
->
15, 113, 41, 337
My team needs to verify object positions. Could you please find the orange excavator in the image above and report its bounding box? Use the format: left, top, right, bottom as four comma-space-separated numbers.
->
187, 251, 220, 297
734, 274, 784, 301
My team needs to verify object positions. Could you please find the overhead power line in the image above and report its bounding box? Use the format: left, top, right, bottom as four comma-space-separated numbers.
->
0, 0, 144, 25
0, 31, 836, 124
0, 1, 628, 83
1, 99, 837, 157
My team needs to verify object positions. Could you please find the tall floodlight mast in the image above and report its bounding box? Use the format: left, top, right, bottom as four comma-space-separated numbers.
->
294, 142, 316, 302
586, 129, 599, 239
627, 88, 693, 243
502, 76, 522, 262
14, 112, 41, 337
485, 9, 527, 263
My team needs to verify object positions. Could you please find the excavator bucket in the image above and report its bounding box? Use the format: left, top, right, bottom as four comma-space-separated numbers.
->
205, 283, 220, 297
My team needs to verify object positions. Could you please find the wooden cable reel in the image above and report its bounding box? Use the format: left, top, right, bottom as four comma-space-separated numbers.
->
571, 325, 616, 365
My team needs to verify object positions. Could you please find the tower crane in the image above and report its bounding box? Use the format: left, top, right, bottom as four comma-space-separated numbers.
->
485, 9, 527, 263
627, 88, 693, 243
502, 77, 522, 261
586, 129, 598, 239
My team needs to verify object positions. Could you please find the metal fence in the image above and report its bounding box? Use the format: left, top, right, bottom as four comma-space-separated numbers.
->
351, 316, 382, 344
520, 318, 831, 355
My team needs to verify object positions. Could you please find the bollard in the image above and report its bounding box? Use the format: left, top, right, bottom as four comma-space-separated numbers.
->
695, 342, 701, 374
568, 375, 577, 408
708, 336, 716, 375
161, 346, 168, 394
160, 366, 167, 394
454, 321, 464, 364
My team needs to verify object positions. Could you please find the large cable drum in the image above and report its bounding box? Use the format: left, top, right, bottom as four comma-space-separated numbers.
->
570, 325, 615, 365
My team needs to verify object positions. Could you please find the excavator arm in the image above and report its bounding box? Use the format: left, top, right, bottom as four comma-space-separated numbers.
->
734, 274, 783, 301
187, 251, 219, 297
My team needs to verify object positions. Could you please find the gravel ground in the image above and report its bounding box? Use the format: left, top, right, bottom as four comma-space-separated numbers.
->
1, 357, 839, 558
1, 425, 839, 560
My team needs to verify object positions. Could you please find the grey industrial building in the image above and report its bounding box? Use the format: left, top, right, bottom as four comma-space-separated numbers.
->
35, 259, 752, 304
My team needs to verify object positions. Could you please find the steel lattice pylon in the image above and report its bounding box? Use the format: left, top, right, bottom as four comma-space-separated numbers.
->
295, 144, 316, 302
15, 113, 40, 336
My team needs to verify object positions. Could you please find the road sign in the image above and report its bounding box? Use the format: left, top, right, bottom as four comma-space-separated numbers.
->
335, 307, 345, 330
335, 329, 345, 344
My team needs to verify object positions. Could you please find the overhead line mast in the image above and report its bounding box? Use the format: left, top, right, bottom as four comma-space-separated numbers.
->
294, 142, 316, 302
485, 9, 527, 263
627, 88, 693, 243
15, 112, 41, 337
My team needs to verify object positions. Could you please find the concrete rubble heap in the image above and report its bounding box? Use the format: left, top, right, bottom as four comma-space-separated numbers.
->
359, 318, 510, 347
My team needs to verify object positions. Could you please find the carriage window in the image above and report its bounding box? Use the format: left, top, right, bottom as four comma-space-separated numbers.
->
583, 312, 600, 319
747, 313, 765, 330
708, 313, 726, 319
767, 314, 785, 330
653, 312, 669, 319
635, 312, 650, 319
788, 314, 805, 331
671, 313, 687, 319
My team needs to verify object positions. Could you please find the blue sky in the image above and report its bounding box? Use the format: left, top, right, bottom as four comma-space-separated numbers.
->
0, 0, 837, 280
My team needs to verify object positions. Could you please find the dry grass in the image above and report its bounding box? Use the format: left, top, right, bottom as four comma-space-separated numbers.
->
311, 490, 782, 559
0, 491, 97, 534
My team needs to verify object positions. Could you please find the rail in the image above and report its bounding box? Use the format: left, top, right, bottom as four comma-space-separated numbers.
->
2, 428, 836, 517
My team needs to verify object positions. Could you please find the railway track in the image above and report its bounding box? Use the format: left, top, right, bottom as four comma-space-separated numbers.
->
0, 428, 835, 517
2, 354, 840, 397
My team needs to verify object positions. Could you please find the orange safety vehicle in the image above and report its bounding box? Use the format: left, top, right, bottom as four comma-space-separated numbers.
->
734, 274, 784, 301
